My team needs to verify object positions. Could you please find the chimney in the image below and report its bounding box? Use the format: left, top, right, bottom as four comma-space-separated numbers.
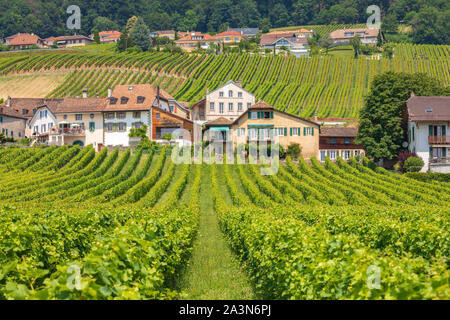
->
236, 80, 242, 87
95, 93, 99, 98
107, 88, 112, 98
314, 111, 318, 122
410, 91, 415, 97
82, 88, 88, 98
157, 86, 160, 107
6, 96, 11, 108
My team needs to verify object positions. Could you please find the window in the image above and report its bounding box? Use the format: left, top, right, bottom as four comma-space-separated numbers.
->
329, 150, 336, 160
330, 138, 337, 144
228, 103, 233, 111
110, 98, 118, 105
22, 109, 27, 115
133, 112, 141, 118
238, 92, 243, 98
304, 127, 312, 136
264, 112, 271, 119
75, 114, 82, 121
277, 128, 284, 136
219, 103, 224, 114
118, 123, 126, 131
237, 128, 245, 136
63, 114, 67, 120
134, 122, 143, 129
344, 137, 351, 144
210, 102, 214, 111
0, 116, 2, 123
344, 32, 355, 37
137, 96, 145, 104
10, 130, 13, 137
117, 112, 126, 119
229, 90, 233, 97
354, 150, 360, 157
170, 106, 174, 112
238, 103, 243, 111
247, 102, 251, 108
90, 114, 94, 119
250, 112, 257, 119
343, 150, 351, 160
106, 113, 114, 119
89, 122, 95, 132
41, 124, 46, 133
320, 150, 326, 161
292, 128, 299, 136
120, 97, 128, 104
106, 123, 114, 132
48, 122, 53, 129
219, 91, 224, 97
18, 132, 21, 138
249, 128, 257, 139
34, 126, 38, 133
156, 113, 160, 119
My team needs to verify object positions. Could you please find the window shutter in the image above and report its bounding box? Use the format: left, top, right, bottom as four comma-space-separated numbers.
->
311, 127, 314, 136
270, 111, 273, 119
237, 128, 240, 137
442, 125, 446, 136
303, 127, 306, 136
284, 128, 287, 136
248, 112, 251, 119
298, 127, 301, 136
290, 128, 292, 136
429, 147, 433, 157
429, 125, 433, 136
443, 148, 447, 158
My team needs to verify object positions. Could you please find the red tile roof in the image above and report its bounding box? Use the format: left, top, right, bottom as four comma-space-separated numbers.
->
8, 98, 63, 117
406, 96, 450, 122
329, 28, 379, 40
56, 97, 106, 113
320, 127, 358, 137
9, 33, 44, 46
215, 30, 244, 37
0, 105, 27, 119
205, 117, 234, 126
175, 32, 217, 42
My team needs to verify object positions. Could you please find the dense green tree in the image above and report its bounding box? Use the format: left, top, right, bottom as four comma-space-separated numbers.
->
320, 34, 333, 54
93, 30, 100, 44
129, 17, 151, 51
92, 16, 119, 33
357, 72, 449, 161
411, 7, 450, 45
381, 14, 398, 33
350, 35, 361, 58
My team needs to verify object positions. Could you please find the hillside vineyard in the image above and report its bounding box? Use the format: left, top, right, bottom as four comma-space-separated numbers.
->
1, 43, 449, 118
0, 146, 448, 299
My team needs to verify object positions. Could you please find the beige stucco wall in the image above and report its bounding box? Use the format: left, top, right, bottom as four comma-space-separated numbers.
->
206, 82, 255, 122
55, 112, 104, 147
231, 110, 319, 159
0, 115, 26, 139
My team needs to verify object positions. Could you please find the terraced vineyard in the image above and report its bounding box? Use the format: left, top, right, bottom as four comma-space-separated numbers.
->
0, 146, 448, 300
1, 44, 449, 118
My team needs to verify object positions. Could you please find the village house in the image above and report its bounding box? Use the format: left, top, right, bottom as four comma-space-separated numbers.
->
28, 104, 59, 143
49, 91, 106, 150
150, 30, 176, 40
228, 101, 320, 159
174, 32, 219, 51
405, 95, 450, 173
152, 107, 193, 146
45, 35, 93, 47
6, 33, 46, 50
214, 30, 247, 44
318, 127, 364, 162
0, 106, 27, 140
227, 28, 260, 38
89, 31, 121, 43
329, 28, 379, 46
191, 80, 256, 125
259, 30, 311, 57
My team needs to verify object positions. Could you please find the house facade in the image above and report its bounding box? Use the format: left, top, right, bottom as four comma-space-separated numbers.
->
329, 28, 379, 46
49, 96, 106, 149
151, 107, 193, 146
7, 33, 46, 50
319, 127, 364, 162
406, 95, 450, 173
260, 30, 310, 57
150, 30, 176, 40
227, 28, 260, 38
214, 31, 246, 44
28, 105, 58, 143
46, 35, 93, 47
227, 101, 320, 159
174, 32, 219, 51
0, 106, 27, 140
89, 31, 121, 43
191, 80, 256, 124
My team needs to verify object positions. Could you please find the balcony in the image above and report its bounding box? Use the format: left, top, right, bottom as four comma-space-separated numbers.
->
428, 136, 450, 145
50, 127, 85, 136
429, 157, 450, 173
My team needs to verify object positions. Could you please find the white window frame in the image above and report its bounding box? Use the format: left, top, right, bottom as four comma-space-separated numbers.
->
219, 103, 224, 114
210, 102, 214, 111
238, 102, 243, 111
228, 103, 233, 111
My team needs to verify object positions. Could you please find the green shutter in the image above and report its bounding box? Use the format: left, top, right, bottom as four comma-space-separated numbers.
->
429, 125, 433, 136
311, 127, 314, 136
248, 112, 251, 119
429, 147, 433, 157
270, 111, 273, 119
0, 116, 2, 123
443, 148, 447, 157
290, 128, 292, 136
298, 127, 301, 136
284, 127, 287, 136
304, 127, 306, 136
442, 125, 446, 136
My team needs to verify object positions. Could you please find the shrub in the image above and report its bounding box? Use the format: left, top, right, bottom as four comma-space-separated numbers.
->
397, 150, 418, 171
287, 143, 301, 159
403, 156, 424, 172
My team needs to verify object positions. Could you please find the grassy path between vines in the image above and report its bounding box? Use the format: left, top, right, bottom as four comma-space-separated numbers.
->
177, 166, 255, 300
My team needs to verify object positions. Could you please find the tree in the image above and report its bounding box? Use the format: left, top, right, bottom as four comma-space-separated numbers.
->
116, 28, 133, 52
92, 16, 119, 33
383, 43, 394, 59
381, 14, 398, 34
411, 7, 449, 45
377, 31, 383, 47
93, 30, 100, 44
130, 17, 151, 51
259, 18, 271, 34
126, 16, 138, 33
320, 34, 333, 54
356, 72, 449, 161
350, 35, 361, 58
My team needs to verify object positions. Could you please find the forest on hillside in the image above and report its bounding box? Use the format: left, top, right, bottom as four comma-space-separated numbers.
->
0, 0, 448, 44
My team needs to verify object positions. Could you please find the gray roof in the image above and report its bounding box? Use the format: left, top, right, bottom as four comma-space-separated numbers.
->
227, 28, 260, 37
407, 96, 450, 122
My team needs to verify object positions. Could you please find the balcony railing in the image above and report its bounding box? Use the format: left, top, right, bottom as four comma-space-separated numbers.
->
430, 157, 450, 165
428, 136, 450, 144
50, 128, 85, 136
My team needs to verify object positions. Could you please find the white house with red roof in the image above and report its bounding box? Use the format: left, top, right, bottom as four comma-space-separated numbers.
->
6, 33, 46, 50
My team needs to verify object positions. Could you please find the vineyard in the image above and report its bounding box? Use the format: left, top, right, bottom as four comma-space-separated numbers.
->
0, 43, 449, 118
0, 146, 448, 299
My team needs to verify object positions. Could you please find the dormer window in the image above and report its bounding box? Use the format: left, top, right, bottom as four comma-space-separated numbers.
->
137, 96, 145, 104
128, 86, 134, 91
22, 109, 27, 115
110, 97, 118, 105
120, 97, 129, 104
426, 108, 433, 113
